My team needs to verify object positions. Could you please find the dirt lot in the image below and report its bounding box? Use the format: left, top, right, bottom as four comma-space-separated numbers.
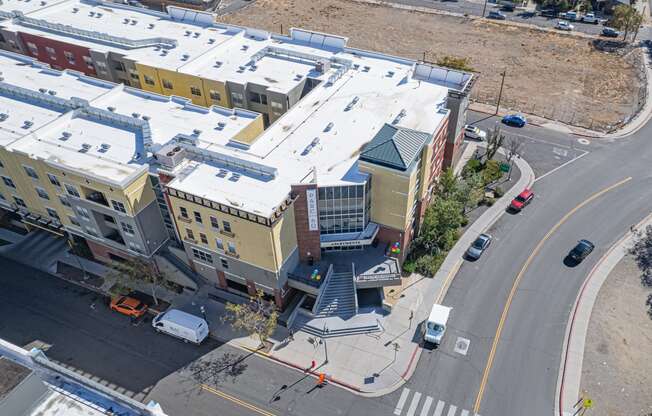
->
219, 0, 645, 131
580, 255, 652, 416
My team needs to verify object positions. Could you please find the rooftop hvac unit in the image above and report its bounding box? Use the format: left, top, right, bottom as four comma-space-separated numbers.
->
208, 38, 215, 44
0, 114, 8, 122
79, 143, 91, 153
315, 60, 331, 74
148, 23, 155, 29
155, 144, 186, 169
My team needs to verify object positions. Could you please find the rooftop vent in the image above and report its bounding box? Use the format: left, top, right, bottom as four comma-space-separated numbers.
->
363, 66, 371, 72
40, 1, 46, 5
194, 32, 200, 38
249, 65, 257, 71
98, 143, 111, 153
344, 96, 359, 111
79, 143, 91, 153
107, 106, 116, 112
0, 113, 9, 122
89, 11, 95, 16
38, 88, 47, 93
161, 50, 169, 56
96, 12, 102, 18
192, 129, 202, 135
324, 122, 334, 132
185, 30, 191, 36
142, 115, 151, 121
214, 61, 222, 68
241, 45, 249, 51
216, 169, 228, 178
182, 54, 190, 61
208, 38, 215, 44
353, 64, 360, 70
392, 109, 407, 125
72, 7, 79, 12
47, 90, 57, 96
387, 70, 395, 77
22, 120, 34, 129
130, 19, 137, 25
229, 173, 241, 182
237, 66, 245, 73
215, 122, 226, 130
132, 112, 140, 118
148, 23, 155, 29
123, 18, 130, 24
59, 131, 71, 141
294, 74, 303, 81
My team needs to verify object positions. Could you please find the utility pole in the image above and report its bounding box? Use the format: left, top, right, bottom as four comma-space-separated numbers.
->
482, 0, 488, 17
495, 70, 506, 116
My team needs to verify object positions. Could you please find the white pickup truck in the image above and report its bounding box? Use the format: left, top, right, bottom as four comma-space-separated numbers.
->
581, 13, 601, 24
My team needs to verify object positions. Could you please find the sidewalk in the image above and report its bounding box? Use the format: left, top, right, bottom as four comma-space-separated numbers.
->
220, 153, 535, 396
555, 211, 652, 416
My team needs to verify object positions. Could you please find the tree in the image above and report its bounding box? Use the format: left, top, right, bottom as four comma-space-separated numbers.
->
106, 258, 167, 305
462, 172, 485, 212
415, 198, 465, 252
485, 125, 505, 162
437, 168, 459, 199
185, 352, 248, 386
505, 136, 524, 162
611, 4, 643, 42
629, 225, 652, 287
223, 290, 278, 348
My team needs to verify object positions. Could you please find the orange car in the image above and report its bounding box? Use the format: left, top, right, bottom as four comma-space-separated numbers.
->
110, 296, 148, 318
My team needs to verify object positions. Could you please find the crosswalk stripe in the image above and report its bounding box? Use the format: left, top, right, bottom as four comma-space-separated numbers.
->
433, 400, 445, 416
420, 396, 433, 416
460, 410, 469, 416
406, 392, 421, 416
394, 388, 410, 415
447, 405, 457, 416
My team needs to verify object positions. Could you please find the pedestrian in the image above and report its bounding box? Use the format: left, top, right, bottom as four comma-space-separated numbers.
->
630, 224, 636, 233
89, 302, 96, 311
288, 329, 294, 342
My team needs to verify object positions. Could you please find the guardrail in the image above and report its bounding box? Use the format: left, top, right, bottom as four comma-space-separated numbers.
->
352, 262, 358, 315
311, 264, 333, 315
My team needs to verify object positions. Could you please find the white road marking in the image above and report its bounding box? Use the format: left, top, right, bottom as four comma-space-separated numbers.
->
433, 400, 446, 416
394, 388, 410, 415
460, 410, 469, 416
420, 396, 434, 416
534, 150, 589, 183
577, 138, 591, 145
406, 392, 422, 416
447, 405, 457, 416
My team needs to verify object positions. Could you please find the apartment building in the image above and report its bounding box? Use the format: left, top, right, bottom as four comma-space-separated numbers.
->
0, 0, 474, 313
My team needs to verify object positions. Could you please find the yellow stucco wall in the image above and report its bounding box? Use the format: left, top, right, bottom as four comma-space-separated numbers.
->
200, 78, 230, 108
271, 206, 298, 270
232, 114, 265, 145
135, 63, 163, 95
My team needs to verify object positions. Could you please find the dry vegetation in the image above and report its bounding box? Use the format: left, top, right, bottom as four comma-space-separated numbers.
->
220, 0, 645, 131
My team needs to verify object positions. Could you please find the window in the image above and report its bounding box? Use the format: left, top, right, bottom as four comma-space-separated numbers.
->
46, 207, 60, 220
0, 33, 5, 43
103, 214, 116, 224
215, 238, 224, 250
47, 173, 61, 187
63, 51, 76, 65
162, 79, 173, 90
76, 206, 90, 219
210, 216, 219, 230
128, 242, 141, 253
220, 258, 229, 269
192, 248, 213, 263
0, 192, 4, 200
186, 228, 195, 240
209, 90, 221, 102
143, 75, 155, 86
200, 233, 208, 244
190, 86, 202, 96
227, 242, 237, 254
318, 183, 370, 235
114, 61, 126, 72
14, 197, 26, 208
23, 165, 39, 179
222, 221, 232, 233
96, 61, 107, 72
111, 200, 126, 213
58, 195, 71, 207
130, 70, 140, 81
271, 101, 283, 110
248, 91, 267, 105
35, 187, 49, 200
68, 215, 80, 226
65, 184, 80, 198
180, 206, 189, 218
45, 46, 56, 59
231, 92, 244, 107
121, 222, 135, 235
2, 176, 16, 189
8, 40, 17, 49
27, 42, 38, 55
194, 211, 202, 224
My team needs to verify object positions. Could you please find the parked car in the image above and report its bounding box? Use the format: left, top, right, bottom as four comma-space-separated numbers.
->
559, 11, 578, 21
463, 124, 487, 141
110, 296, 148, 318
502, 114, 527, 127
501, 3, 515, 12
488, 11, 507, 20
556, 20, 574, 31
539, 9, 558, 18
568, 239, 595, 263
601, 27, 620, 38
510, 188, 534, 211
581, 12, 600, 24
152, 309, 209, 344
466, 233, 492, 260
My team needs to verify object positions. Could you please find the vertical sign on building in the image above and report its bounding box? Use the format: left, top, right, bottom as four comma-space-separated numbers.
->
306, 189, 318, 231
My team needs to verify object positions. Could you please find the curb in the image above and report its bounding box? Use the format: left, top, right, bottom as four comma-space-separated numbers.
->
555, 211, 652, 416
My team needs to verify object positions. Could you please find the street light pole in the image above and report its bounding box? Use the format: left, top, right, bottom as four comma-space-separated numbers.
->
495, 69, 506, 116
67, 238, 88, 280
482, 0, 489, 17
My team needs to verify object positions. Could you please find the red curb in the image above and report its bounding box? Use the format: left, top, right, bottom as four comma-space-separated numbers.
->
401, 344, 420, 379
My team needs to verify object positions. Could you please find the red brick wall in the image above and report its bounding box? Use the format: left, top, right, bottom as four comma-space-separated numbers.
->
86, 238, 133, 264
291, 184, 321, 263
18, 32, 96, 76
376, 225, 411, 262
444, 129, 464, 169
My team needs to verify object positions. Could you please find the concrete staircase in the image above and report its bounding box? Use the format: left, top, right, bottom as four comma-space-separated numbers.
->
0, 230, 67, 270
314, 269, 357, 319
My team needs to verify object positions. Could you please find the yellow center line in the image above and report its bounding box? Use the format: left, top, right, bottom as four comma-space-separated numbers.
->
473, 176, 632, 413
200, 384, 277, 416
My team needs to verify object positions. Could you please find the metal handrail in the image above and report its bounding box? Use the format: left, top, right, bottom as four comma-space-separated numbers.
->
352, 262, 358, 315
311, 263, 333, 315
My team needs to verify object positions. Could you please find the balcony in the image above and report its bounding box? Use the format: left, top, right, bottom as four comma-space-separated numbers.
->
84, 190, 109, 207
104, 230, 125, 245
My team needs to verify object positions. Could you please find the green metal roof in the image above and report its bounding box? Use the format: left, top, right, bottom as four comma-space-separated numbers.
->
359, 124, 431, 171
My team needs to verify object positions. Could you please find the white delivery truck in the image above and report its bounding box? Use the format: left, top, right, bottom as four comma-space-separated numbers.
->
152, 309, 209, 344
424, 304, 452, 346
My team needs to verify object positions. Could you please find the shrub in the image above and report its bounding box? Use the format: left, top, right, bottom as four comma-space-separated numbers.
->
414, 253, 446, 277
402, 259, 416, 275
462, 159, 482, 179
494, 186, 504, 198
436, 56, 474, 72
460, 217, 469, 227
484, 197, 496, 206
482, 159, 502, 185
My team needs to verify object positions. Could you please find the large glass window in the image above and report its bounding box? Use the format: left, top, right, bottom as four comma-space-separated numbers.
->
317, 181, 371, 235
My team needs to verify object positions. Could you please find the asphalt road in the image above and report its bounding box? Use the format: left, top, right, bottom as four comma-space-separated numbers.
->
382, 0, 608, 35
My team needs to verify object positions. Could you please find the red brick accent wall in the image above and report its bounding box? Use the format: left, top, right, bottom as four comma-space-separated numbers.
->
86, 238, 132, 264
376, 225, 411, 262
216, 270, 228, 289
245, 279, 257, 296
444, 129, 464, 169
18, 32, 96, 76
291, 184, 321, 263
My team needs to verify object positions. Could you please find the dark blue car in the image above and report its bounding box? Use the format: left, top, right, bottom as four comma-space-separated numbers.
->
502, 114, 527, 127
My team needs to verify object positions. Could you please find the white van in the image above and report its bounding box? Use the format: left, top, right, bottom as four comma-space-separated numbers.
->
424, 304, 452, 345
152, 309, 209, 345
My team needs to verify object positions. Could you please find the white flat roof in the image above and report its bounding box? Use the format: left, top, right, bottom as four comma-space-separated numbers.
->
0, 0, 70, 16
0, 50, 259, 186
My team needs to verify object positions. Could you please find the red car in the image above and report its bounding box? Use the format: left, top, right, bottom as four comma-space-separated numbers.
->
510, 189, 534, 211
